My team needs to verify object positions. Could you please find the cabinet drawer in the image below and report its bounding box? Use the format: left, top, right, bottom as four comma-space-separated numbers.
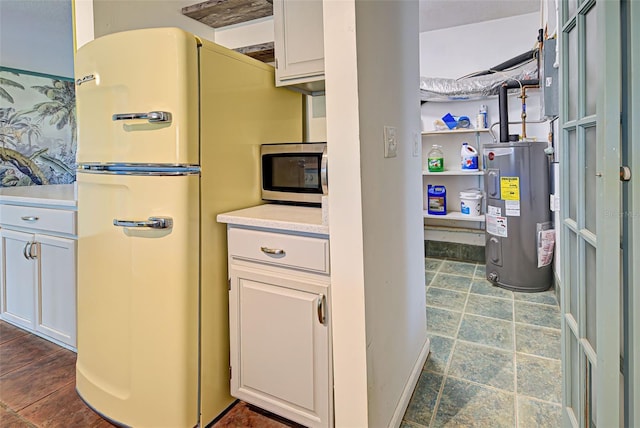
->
0, 205, 76, 235
228, 227, 329, 274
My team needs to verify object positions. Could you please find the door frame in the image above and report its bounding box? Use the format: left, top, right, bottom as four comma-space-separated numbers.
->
559, 0, 622, 426
594, 0, 622, 423
622, 0, 640, 426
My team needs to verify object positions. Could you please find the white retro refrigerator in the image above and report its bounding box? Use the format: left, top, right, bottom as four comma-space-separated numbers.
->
74, 28, 302, 427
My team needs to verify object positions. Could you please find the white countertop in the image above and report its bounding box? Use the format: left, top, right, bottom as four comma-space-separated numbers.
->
217, 204, 328, 236
0, 184, 77, 208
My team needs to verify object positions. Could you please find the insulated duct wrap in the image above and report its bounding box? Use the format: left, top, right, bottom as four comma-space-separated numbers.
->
420, 61, 538, 102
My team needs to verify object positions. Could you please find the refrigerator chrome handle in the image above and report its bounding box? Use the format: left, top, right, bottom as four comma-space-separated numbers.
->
112, 111, 172, 123
113, 217, 173, 229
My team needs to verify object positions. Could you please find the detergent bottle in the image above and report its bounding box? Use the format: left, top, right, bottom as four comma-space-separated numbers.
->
427, 144, 444, 172
427, 185, 447, 215
460, 143, 479, 171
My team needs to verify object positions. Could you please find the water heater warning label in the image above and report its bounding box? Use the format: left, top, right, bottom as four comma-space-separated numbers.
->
500, 177, 520, 200
486, 214, 508, 237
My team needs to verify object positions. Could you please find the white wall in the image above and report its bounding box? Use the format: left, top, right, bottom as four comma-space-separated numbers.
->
419, 13, 540, 79
322, 2, 367, 424
0, 0, 74, 77
324, 0, 427, 426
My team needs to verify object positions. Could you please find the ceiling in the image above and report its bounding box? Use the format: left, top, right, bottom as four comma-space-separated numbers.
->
419, 0, 540, 32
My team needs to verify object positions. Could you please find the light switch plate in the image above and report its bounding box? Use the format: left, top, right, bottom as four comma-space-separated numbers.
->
384, 126, 397, 158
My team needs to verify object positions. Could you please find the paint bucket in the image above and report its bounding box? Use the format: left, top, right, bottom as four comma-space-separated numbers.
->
460, 189, 483, 216
427, 185, 447, 215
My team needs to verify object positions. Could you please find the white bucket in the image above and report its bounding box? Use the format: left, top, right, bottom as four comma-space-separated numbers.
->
460, 189, 483, 216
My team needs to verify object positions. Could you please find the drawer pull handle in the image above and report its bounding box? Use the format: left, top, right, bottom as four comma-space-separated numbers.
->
20, 216, 39, 222
22, 242, 37, 260
260, 246, 285, 256
317, 293, 326, 325
23, 242, 31, 260
113, 217, 173, 229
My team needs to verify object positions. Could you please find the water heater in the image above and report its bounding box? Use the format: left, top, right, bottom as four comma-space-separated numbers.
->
483, 141, 552, 292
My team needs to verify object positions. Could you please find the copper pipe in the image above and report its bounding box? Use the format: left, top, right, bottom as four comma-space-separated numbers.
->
520, 84, 540, 139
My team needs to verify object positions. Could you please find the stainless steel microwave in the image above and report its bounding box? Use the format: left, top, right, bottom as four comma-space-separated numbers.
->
261, 142, 328, 206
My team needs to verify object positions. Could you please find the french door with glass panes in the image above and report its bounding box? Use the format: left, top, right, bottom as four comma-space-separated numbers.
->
560, 0, 639, 427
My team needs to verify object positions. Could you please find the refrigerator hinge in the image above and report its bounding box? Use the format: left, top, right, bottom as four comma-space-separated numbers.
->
275, 58, 278, 69
228, 278, 231, 291
229, 366, 232, 379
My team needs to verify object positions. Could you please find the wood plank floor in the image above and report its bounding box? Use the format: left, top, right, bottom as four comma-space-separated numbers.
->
0, 321, 294, 428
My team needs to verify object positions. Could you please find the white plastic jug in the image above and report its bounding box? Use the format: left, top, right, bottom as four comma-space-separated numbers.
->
461, 143, 479, 171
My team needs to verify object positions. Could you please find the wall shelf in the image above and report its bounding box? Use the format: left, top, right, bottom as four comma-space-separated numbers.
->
233, 42, 274, 63
181, 0, 273, 29
423, 170, 484, 176
422, 129, 491, 136
423, 211, 485, 222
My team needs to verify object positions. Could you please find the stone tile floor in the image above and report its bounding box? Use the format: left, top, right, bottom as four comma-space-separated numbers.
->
2, 258, 561, 428
402, 258, 562, 428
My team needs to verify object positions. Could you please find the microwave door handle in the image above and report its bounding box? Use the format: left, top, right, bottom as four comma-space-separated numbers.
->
321, 146, 328, 194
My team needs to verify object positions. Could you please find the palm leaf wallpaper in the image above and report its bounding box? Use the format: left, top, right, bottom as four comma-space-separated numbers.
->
0, 67, 76, 187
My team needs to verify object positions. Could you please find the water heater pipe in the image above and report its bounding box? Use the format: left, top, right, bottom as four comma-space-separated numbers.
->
498, 79, 539, 142
520, 84, 540, 139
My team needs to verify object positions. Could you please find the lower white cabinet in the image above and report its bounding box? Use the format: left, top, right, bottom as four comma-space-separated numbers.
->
35, 234, 76, 345
1, 229, 36, 329
226, 226, 332, 428
0, 201, 77, 349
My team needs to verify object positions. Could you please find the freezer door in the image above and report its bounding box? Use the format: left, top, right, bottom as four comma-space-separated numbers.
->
75, 28, 199, 165
75, 171, 200, 427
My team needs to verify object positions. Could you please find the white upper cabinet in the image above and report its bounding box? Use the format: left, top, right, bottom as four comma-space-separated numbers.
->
274, 0, 325, 94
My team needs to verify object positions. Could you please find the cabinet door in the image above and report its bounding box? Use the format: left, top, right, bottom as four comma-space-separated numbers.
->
35, 234, 76, 347
0, 229, 36, 329
274, 0, 324, 86
229, 266, 330, 428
